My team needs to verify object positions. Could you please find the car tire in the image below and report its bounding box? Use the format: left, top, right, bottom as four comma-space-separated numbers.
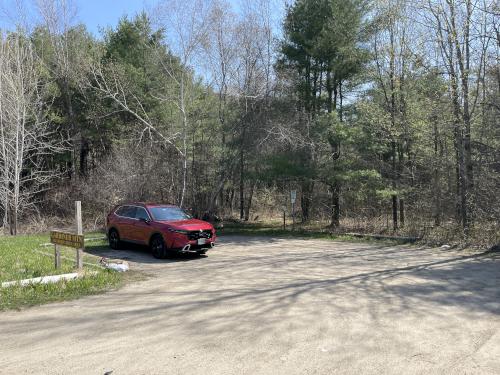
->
151, 234, 168, 259
108, 229, 121, 250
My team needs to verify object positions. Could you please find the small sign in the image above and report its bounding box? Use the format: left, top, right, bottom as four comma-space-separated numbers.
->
290, 190, 297, 204
50, 231, 84, 249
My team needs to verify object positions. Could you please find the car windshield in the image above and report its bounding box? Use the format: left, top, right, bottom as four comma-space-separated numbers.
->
149, 206, 191, 221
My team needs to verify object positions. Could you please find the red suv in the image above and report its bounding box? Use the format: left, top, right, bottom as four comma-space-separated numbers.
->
106, 203, 216, 258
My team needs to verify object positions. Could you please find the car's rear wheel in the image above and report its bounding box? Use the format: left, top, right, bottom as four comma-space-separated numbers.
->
108, 229, 121, 250
151, 235, 168, 259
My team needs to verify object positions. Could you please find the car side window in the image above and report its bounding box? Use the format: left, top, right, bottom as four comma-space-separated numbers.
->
117, 205, 136, 219
115, 206, 127, 216
135, 207, 150, 221
124, 206, 137, 218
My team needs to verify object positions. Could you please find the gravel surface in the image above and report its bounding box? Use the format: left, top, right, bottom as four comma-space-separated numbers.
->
1, 236, 499, 374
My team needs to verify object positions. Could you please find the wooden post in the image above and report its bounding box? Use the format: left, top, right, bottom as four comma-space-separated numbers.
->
54, 244, 61, 269
76, 201, 82, 235
75, 201, 83, 270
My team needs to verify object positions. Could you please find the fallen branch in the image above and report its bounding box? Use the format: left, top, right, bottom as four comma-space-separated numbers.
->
344, 232, 421, 243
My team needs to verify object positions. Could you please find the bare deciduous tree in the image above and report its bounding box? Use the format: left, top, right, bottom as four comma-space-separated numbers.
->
420, 0, 495, 232
0, 32, 65, 234
152, 0, 213, 207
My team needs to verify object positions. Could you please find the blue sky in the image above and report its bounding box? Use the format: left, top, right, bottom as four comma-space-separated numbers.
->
74, 0, 147, 35
0, 0, 150, 35
0, 0, 284, 37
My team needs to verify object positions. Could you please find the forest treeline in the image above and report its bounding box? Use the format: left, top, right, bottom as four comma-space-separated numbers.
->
0, 0, 498, 243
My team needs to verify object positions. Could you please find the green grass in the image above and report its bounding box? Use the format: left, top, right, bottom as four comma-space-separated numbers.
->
220, 220, 407, 245
0, 234, 125, 311
221, 221, 335, 238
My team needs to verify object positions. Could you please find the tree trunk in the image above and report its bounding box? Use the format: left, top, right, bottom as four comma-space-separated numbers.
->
339, 80, 343, 122
300, 180, 313, 222
239, 147, 244, 220
450, 71, 468, 231
433, 120, 442, 226
0, 58, 8, 231
399, 199, 405, 228
60, 78, 81, 180
244, 181, 255, 221
326, 69, 333, 113
389, 27, 398, 232
179, 74, 188, 208
331, 184, 340, 227
79, 138, 89, 177
229, 187, 235, 214
9, 202, 17, 236
392, 194, 398, 231
391, 141, 398, 231
326, 72, 341, 228
451, 0, 474, 227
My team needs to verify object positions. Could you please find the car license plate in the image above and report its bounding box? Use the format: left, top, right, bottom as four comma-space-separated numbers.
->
197, 238, 206, 245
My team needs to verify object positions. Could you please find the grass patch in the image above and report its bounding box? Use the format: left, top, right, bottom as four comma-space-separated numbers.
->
219, 220, 407, 245
221, 220, 332, 238
0, 234, 125, 311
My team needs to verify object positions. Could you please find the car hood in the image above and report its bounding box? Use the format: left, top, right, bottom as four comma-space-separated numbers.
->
158, 219, 213, 231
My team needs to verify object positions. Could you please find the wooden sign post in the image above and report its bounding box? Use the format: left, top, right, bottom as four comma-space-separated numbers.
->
54, 244, 61, 269
50, 231, 85, 269
50, 201, 84, 270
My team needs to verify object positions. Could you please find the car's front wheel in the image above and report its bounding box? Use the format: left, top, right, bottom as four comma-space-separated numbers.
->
151, 235, 168, 259
108, 229, 121, 250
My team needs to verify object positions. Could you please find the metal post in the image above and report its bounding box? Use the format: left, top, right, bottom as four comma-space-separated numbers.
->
75, 201, 83, 270
283, 206, 286, 231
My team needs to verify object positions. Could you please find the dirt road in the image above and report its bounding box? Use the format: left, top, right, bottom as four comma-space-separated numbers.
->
1, 236, 499, 374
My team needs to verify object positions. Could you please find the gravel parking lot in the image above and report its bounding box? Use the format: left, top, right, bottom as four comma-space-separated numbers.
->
1, 236, 499, 374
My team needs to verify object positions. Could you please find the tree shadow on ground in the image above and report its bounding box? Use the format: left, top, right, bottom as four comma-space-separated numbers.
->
84, 234, 288, 264
6, 238, 500, 349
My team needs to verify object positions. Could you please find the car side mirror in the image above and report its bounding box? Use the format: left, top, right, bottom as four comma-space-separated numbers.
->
139, 217, 150, 224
